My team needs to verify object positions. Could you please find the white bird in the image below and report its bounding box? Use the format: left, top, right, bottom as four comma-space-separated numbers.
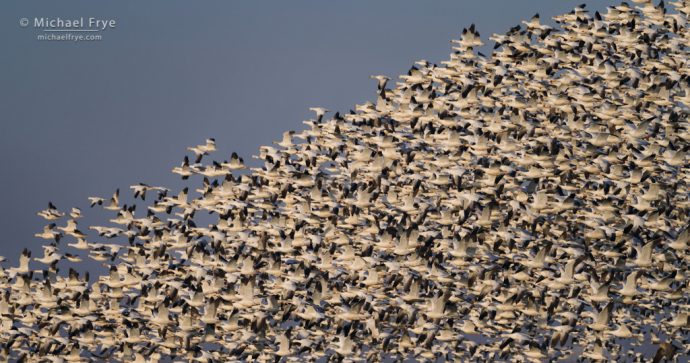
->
308, 107, 329, 123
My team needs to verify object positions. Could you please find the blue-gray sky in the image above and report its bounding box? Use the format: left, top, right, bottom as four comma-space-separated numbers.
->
0, 1, 611, 266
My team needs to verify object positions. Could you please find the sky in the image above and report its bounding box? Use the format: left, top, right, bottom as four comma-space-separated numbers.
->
0, 1, 612, 267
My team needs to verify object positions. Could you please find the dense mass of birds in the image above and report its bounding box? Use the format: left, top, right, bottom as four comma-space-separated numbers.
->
2, 1, 690, 362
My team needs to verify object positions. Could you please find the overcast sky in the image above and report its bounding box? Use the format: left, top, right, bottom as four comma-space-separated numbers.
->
0, 1, 611, 267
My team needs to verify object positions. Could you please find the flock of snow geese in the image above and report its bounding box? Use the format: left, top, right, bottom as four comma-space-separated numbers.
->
3, 0, 690, 361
